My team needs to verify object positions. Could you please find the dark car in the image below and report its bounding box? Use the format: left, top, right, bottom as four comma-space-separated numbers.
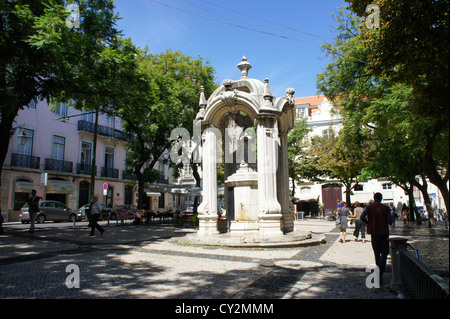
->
19, 200, 82, 224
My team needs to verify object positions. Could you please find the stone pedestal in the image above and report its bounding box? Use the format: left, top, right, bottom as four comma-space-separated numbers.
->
258, 213, 284, 237
197, 215, 219, 237
225, 163, 259, 235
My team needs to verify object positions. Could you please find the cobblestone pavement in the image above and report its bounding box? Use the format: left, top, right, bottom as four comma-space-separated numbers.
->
0, 218, 447, 300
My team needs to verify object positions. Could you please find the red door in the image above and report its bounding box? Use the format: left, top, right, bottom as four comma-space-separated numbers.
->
322, 184, 342, 212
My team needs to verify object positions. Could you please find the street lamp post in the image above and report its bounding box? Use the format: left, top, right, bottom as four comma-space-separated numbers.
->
88, 105, 99, 211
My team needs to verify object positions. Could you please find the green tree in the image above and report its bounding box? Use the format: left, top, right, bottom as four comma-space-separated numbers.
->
0, 0, 121, 219
309, 126, 369, 205
112, 50, 216, 209
317, 8, 449, 214
287, 117, 321, 197
346, 0, 449, 123
351, 0, 450, 215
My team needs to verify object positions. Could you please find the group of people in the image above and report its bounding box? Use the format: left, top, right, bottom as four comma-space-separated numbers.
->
336, 200, 367, 243
336, 193, 393, 284
335, 196, 400, 244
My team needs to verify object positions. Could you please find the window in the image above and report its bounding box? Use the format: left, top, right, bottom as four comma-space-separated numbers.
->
295, 106, 306, 118
105, 147, 114, 169
41, 202, 55, 208
80, 142, 92, 168
52, 135, 65, 160
54, 202, 66, 209
382, 183, 392, 190
54, 102, 68, 118
106, 115, 115, 130
16, 129, 34, 156
83, 111, 94, 123
354, 184, 364, 191
300, 187, 311, 194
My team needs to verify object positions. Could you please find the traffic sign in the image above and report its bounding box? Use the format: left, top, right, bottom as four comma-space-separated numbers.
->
103, 183, 108, 190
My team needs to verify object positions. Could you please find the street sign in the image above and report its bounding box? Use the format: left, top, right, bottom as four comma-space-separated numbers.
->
103, 183, 108, 190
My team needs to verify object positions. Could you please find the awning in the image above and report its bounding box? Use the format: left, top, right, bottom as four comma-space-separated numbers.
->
14, 181, 34, 193
144, 188, 161, 197
46, 179, 73, 194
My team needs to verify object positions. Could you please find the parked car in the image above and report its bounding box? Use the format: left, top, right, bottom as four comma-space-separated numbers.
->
77, 204, 112, 221
110, 204, 145, 220
19, 200, 82, 224
184, 205, 194, 214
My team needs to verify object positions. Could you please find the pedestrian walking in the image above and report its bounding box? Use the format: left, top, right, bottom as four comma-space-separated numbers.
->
28, 189, 40, 233
90, 196, 104, 236
389, 204, 396, 226
337, 201, 350, 243
360, 192, 393, 285
351, 201, 366, 243
401, 204, 409, 227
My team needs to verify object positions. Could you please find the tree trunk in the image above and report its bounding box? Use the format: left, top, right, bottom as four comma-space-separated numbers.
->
135, 166, 145, 209
406, 185, 421, 223
0, 106, 20, 233
413, 176, 435, 227
422, 132, 449, 215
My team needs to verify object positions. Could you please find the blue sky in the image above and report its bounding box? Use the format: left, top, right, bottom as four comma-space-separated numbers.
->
113, 0, 348, 98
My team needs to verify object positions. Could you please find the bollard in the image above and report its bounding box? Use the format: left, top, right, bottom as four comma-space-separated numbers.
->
389, 237, 408, 291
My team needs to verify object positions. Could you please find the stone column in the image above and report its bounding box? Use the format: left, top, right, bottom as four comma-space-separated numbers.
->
278, 130, 295, 233
257, 116, 283, 237
197, 125, 220, 236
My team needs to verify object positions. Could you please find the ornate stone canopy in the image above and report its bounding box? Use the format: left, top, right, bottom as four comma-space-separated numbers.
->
195, 57, 296, 238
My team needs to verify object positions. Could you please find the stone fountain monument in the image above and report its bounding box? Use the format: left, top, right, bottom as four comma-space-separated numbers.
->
179, 57, 317, 247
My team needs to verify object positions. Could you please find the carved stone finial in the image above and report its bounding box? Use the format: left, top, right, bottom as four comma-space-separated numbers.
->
236, 56, 252, 78
263, 78, 274, 102
199, 86, 207, 107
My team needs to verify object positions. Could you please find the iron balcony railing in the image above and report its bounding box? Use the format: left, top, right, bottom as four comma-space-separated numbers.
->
76, 163, 97, 176
44, 158, 73, 173
77, 120, 127, 141
11, 153, 40, 169
101, 167, 119, 179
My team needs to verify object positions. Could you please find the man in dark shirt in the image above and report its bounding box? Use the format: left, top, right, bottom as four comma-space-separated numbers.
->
28, 189, 40, 233
360, 192, 393, 284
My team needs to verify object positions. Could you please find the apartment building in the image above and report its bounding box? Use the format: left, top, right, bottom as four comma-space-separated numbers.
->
1, 99, 171, 221
292, 95, 444, 214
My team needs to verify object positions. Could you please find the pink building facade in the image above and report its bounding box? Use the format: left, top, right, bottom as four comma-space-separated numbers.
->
1, 100, 171, 221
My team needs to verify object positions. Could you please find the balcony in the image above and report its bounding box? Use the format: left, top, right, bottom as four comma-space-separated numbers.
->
76, 163, 97, 176
11, 153, 40, 170
44, 158, 73, 173
101, 167, 119, 179
78, 120, 127, 141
